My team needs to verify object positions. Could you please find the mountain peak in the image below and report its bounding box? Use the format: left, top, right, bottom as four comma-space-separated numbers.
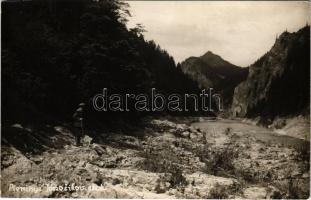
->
201, 50, 218, 58
180, 51, 248, 105
200, 51, 233, 68
204, 50, 214, 55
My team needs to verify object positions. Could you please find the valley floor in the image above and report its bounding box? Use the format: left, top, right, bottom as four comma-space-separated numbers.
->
1, 117, 310, 198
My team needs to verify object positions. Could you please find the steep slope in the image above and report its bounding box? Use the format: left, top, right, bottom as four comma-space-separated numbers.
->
180, 51, 248, 106
2, 0, 201, 124
232, 26, 310, 119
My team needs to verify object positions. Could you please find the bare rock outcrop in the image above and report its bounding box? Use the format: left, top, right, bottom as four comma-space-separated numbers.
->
232, 26, 310, 119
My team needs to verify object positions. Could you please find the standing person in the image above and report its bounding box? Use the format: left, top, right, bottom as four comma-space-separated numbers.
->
72, 103, 85, 146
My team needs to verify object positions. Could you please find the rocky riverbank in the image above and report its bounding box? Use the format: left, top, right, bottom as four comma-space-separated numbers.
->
1, 117, 309, 198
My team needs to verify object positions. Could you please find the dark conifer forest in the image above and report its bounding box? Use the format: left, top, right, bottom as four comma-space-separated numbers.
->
2, 0, 200, 126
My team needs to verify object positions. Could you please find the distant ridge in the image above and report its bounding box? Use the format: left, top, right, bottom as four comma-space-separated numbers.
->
180, 51, 248, 106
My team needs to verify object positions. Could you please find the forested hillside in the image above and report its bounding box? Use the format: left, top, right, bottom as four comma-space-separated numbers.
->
2, 0, 200, 125
232, 26, 310, 119
180, 51, 248, 106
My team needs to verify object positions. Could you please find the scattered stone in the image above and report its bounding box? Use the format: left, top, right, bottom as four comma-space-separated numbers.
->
11, 124, 23, 129
2, 117, 309, 198
181, 131, 190, 138
243, 186, 267, 199
30, 156, 44, 164
302, 172, 309, 178
82, 135, 93, 146
93, 145, 106, 156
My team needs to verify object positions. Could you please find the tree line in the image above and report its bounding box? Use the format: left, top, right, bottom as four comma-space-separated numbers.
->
2, 0, 203, 127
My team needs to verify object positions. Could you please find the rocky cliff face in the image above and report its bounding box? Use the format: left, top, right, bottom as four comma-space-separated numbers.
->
232, 26, 310, 119
180, 51, 248, 106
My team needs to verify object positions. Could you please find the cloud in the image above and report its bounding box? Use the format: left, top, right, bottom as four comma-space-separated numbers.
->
127, 1, 309, 67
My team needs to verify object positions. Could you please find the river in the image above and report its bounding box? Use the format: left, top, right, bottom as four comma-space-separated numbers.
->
192, 118, 309, 148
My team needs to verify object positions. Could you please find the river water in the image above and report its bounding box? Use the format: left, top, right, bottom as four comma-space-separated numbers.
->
192, 118, 309, 148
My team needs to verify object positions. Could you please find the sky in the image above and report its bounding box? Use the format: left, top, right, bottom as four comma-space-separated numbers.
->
126, 1, 310, 67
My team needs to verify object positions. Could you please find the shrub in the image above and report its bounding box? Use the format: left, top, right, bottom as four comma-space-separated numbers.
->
224, 127, 232, 135
294, 143, 309, 162
169, 167, 188, 188
203, 146, 238, 176
140, 143, 188, 190
207, 184, 229, 199
272, 178, 306, 199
